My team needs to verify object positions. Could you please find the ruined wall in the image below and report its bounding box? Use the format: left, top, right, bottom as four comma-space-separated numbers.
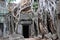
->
56, 0, 60, 39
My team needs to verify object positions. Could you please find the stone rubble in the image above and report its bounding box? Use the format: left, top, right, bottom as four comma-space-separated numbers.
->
52, 34, 57, 40
44, 33, 52, 38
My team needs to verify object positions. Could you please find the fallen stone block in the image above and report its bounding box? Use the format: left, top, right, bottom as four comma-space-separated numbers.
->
37, 35, 42, 38
44, 33, 52, 38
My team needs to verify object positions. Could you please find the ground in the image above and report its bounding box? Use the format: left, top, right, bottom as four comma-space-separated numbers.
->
0, 37, 41, 40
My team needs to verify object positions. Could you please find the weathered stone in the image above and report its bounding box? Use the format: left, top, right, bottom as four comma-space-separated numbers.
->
17, 24, 22, 35
8, 33, 24, 40
52, 34, 57, 40
44, 33, 52, 38
47, 38, 52, 40
37, 35, 42, 38
41, 38, 47, 40
0, 30, 2, 37
34, 37, 41, 40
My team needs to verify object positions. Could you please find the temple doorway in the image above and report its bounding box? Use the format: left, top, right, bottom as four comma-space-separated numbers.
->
23, 24, 29, 38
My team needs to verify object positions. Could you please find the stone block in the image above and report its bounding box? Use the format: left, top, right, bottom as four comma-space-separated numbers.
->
52, 34, 57, 40
44, 33, 52, 38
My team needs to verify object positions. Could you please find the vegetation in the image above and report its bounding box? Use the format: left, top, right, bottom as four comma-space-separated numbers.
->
33, 1, 38, 12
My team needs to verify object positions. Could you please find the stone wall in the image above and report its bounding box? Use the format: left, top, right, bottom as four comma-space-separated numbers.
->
56, 0, 60, 39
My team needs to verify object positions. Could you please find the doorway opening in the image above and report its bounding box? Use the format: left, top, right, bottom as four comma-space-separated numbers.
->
0, 23, 4, 36
23, 24, 29, 38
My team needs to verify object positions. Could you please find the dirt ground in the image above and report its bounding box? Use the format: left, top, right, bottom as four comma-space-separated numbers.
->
0, 37, 41, 40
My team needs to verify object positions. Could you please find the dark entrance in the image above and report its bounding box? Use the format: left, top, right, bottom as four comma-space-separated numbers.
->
23, 25, 29, 38
0, 23, 4, 36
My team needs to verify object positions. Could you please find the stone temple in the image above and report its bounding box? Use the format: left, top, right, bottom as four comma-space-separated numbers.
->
0, 0, 60, 40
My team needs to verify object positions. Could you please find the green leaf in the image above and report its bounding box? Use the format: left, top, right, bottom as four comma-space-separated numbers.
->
33, 2, 38, 12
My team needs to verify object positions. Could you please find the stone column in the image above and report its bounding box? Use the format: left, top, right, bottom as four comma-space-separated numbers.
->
29, 20, 35, 38
3, 23, 7, 37
17, 24, 23, 35
57, 15, 60, 39
34, 16, 40, 36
